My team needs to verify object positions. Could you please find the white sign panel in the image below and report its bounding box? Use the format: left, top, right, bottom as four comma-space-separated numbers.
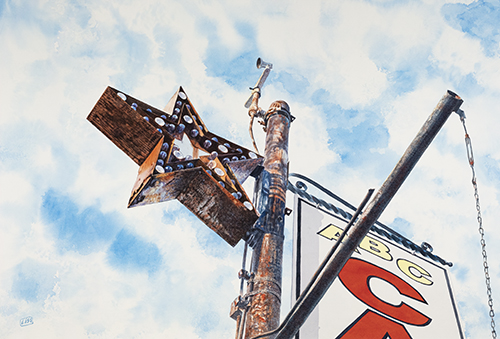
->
292, 196, 464, 339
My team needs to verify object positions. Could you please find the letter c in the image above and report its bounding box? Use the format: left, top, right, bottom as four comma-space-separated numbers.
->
339, 258, 431, 326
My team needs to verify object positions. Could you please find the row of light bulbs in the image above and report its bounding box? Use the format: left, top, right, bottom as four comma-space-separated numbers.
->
116, 90, 255, 210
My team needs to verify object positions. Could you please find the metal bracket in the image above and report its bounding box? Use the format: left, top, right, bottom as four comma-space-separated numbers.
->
455, 108, 466, 120
238, 269, 252, 281
230, 295, 251, 321
245, 210, 268, 248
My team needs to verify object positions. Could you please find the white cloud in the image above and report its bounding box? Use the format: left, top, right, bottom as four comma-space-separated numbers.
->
0, 172, 33, 205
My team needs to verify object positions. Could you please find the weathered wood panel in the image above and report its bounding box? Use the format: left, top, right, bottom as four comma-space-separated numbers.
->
87, 86, 162, 165
178, 170, 258, 246
129, 166, 258, 247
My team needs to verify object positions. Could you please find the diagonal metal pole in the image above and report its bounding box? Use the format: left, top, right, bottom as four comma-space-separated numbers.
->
262, 90, 462, 339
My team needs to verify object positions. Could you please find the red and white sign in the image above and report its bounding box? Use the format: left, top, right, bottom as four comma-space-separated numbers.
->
292, 196, 464, 338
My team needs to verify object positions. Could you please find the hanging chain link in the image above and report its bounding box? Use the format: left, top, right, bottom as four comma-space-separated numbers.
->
459, 111, 497, 338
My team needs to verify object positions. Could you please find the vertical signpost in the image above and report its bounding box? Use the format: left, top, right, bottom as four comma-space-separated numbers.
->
244, 100, 292, 338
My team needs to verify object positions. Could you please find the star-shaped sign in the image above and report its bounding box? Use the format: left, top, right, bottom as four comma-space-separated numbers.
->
87, 86, 263, 246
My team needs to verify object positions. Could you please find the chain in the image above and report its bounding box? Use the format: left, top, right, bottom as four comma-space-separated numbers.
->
459, 111, 497, 338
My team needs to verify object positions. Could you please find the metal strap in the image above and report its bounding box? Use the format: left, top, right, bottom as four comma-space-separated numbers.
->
246, 289, 282, 303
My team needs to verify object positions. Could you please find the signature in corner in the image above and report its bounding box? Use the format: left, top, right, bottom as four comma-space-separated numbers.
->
20, 316, 33, 327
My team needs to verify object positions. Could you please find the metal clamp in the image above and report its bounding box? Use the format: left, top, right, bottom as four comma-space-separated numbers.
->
263, 101, 293, 127
455, 108, 466, 120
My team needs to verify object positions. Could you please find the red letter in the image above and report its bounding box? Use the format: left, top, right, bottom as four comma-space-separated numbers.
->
338, 258, 431, 326
337, 310, 413, 339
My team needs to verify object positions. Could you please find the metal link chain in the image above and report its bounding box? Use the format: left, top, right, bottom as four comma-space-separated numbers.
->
459, 111, 497, 338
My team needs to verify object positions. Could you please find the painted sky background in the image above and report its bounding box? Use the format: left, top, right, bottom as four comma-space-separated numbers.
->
1, 0, 500, 338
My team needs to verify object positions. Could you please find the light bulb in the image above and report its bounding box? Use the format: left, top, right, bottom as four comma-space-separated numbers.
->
155, 117, 165, 126
209, 151, 218, 160
173, 150, 183, 159
214, 168, 224, 176
146, 108, 152, 113
231, 156, 239, 162
178, 92, 187, 100
243, 201, 253, 210
174, 108, 180, 114
156, 159, 164, 166
208, 160, 217, 169
155, 165, 165, 173
176, 100, 182, 107
166, 124, 175, 133
203, 139, 212, 148
159, 151, 167, 159
190, 129, 199, 138
186, 162, 194, 168
176, 124, 185, 134
183, 115, 193, 124
176, 164, 184, 170
249, 152, 258, 159
170, 114, 178, 121
117, 92, 127, 100
218, 145, 228, 153
165, 166, 173, 173
218, 181, 225, 188
143, 116, 149, 122
161, 142, 169, 151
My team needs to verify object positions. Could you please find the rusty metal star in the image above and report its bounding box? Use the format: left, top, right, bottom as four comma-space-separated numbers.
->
87, 86, 263, 246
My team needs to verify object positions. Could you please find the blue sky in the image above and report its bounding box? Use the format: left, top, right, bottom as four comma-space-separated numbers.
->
1, 0, 500, 337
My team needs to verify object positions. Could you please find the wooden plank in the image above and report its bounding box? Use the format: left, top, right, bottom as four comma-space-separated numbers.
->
177, 170, 258, 246
129, 166, 258, 246
87, 86, 162, 165
127, 169, 195, 207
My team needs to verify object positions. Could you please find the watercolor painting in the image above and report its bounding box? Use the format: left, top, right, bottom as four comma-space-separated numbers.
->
1, 0, 499, 338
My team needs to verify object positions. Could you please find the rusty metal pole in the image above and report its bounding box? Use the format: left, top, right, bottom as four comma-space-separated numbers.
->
244, 100, 292, 338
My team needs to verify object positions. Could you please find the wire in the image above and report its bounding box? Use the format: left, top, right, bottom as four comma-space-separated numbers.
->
249, 111, 260, 154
